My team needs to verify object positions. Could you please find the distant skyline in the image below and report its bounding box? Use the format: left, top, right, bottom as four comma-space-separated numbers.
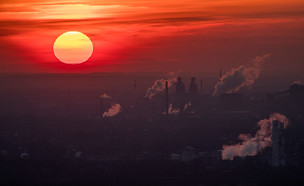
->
1, 0, 304, 73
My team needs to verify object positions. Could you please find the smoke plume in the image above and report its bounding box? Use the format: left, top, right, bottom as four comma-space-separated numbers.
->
168, 104, 180, 115
100, 93, 112, 99
162, 104, 179, 115
213, 54, 271, 96
222, 113, 289, 160
163, 102, 192, 115
145, 78, 176, 99
184, 102, 192, 110
102, 103, 121, 117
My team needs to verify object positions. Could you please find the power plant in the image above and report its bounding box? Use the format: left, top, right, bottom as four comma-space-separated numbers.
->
267, 82, 304, 102
0, 72, 303, 185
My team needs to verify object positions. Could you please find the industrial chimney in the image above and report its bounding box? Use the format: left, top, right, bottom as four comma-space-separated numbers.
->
165, 81, 169, 115
272, 120, 285, 167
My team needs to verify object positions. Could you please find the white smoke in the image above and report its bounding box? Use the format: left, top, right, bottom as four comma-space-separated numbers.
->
145, 78, 176, 99
213, 54, 271, 96
222, 113, 289, 160
102, 103, 121, 117
184, 102, 192, 110
163, 102, 192, 115
100, 93, 112, 99
168, 104, 180, 115
163, 104, 179, 115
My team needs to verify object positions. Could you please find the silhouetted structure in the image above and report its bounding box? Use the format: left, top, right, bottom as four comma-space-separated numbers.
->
267, 90, 289, 101
165, 81, 169, 115
289, 83, 304, 102
272, 120, 285, 167
176, 77, 185, 97
175, 77, 186, 112
267, 83, 304, 111
189, 77, 199, 107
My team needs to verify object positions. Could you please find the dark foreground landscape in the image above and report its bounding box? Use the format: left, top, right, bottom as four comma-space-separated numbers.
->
1, 73, 304, 185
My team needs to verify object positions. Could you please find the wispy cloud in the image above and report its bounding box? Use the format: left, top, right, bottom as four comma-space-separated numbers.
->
1, 0, 304, 73
0, 1, 148, 20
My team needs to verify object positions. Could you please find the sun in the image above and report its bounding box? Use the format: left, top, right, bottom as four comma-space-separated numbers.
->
53, 31, 93, 64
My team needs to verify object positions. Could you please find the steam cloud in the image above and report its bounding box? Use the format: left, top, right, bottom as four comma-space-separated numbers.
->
213, 54, 271, 96
162, 104, 179, 115
102, 103, 121, 117
168, 104, 180, 115
222, 113, 289, 160
163, 102, 192, 115
184, 102, 192, 110
100, 93, 112, 99
145, 78, 176, 99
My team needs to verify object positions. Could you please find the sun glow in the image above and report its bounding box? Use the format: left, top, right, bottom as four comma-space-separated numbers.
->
53, 31, 93, 64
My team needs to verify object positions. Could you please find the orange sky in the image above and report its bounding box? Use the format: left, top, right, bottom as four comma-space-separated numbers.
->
0, 0, 304, 73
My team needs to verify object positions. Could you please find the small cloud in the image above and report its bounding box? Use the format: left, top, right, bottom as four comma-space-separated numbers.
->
102, 103, 121, 117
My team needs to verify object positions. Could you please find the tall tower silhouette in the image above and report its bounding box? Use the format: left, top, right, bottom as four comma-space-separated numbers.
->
165, 81, 169, 115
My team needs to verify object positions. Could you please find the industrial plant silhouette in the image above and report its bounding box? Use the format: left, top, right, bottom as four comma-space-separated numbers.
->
0, 69, 304, 185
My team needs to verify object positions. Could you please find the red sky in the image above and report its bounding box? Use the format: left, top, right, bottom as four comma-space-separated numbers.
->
0, 0, 304, 73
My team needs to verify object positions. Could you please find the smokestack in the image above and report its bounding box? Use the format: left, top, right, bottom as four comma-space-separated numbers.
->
145, 78, 176, 99
272, 120, 280, 167
165, 81, 169, 115
272, 120, 285, 167
221, 113, 289, 160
